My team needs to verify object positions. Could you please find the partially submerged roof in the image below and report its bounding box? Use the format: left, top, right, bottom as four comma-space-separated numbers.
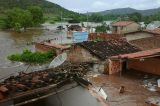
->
67, 25, 82, 31
111, 48, 160, 59
112, 21, 135, 27
79, 40, 140, 60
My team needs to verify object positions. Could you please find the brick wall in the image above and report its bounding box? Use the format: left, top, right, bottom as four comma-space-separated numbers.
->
106, 60, 121, 74
89, 33, 123, 41
128, 57, 160, 75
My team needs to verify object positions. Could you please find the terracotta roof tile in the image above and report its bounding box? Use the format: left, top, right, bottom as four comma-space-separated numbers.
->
112, 48, 160, 59
130, 36, 160, 50
145, 28, 160, 35
79, 39, 140, 60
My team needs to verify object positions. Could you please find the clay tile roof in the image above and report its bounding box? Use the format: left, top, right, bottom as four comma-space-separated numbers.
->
79, 39, 140, 60
0, 85, 8, 93
145, 28, 160, 35
112, 48, 160, 59
112, 21, 134, 27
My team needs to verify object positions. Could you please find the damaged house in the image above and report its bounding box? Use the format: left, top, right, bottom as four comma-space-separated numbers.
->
124, 28, 160, 50
67, 39, 140, 74
111, 48, 160, 76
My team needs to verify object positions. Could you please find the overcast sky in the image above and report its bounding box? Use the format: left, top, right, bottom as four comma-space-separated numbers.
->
47, 0, 160, 13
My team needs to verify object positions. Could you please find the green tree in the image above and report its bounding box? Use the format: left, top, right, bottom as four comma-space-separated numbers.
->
89, 13, 103, 22
5, 8, 32, 31
95, 23, 108, 32
128, 12, 142, 22
28, 6, 44, 25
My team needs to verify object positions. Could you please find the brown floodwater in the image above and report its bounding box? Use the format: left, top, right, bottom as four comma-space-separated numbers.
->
0, 23, 70, 80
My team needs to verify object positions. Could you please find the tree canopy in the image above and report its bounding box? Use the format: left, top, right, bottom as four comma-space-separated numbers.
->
5, 6, 44, 31
28, 6, 44, 25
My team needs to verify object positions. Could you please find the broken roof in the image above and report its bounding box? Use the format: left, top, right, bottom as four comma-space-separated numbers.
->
145, 28, 160, 35
79, 39, 140, 60
112, 21, 135, 27
67, 25, 82, 31
111, 48, 160, 59
129, 36, 160, 50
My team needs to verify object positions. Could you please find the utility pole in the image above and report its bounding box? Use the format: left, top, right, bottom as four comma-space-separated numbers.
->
87, 11, 89, 32
61, 11, 63, 44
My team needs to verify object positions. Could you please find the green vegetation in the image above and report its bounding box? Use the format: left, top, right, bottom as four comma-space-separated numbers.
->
4, 6, 44, 31
0, 0, 85, 23
8, 49, 56, 64
28, 6, 44, 25
89, 13, 103, 22
95, 23, 110, 32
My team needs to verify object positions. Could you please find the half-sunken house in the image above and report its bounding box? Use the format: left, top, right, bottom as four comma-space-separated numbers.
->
67, 39, 140, 74
124, 28, 160, 50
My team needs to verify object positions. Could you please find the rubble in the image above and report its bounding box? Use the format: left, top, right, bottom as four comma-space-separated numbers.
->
0, 62, 90, 102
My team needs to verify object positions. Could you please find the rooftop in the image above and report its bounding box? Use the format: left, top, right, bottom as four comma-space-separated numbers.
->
79, 40, 140, 60
111, 48, 160, 59
129, 36, 160, 50
145, 28, 160, 35
112, 21, 135, 27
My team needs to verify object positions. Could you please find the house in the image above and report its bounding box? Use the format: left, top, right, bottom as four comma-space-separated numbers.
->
124, 28, 160, 50
67, 39, 140, 74
35, 40, 70, 54
112, 21, 140, 34
67, 25, 82, 31
111, 48, 160, 75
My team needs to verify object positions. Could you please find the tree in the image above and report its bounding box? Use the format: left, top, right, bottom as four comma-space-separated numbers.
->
128, 12, 142, 22
89, 13, 103, 22
95, 23, 108, 32
5, 8, 32, 31
28, 6, 44, 26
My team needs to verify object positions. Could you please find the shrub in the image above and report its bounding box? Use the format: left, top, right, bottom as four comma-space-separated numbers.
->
7, 49, 56, 64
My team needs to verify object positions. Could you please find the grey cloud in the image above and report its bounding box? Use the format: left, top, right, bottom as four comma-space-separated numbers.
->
47, 0, 160, 13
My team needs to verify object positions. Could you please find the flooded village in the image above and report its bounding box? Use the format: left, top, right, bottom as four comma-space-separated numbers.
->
0, 0, 160, 106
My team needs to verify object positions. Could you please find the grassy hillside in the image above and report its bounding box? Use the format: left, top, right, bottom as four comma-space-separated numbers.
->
0, 0, 83, 19
87, 7, 160, 16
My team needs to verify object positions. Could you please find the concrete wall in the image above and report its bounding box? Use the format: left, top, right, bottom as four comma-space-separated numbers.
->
112, 23, 140, 34
67, 46, 99, 63
125, 23, 140, 33
128, 57, 160, 75
125, 32, 153, 41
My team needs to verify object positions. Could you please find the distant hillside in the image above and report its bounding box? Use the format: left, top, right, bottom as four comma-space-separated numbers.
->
0, 0, 78, 17
88, 7, 160, 16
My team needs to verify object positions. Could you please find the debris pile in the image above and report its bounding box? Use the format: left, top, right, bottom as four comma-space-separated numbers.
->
0, 62, 90, 101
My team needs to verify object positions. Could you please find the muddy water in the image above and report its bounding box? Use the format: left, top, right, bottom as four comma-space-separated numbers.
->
0, 23, 71, 80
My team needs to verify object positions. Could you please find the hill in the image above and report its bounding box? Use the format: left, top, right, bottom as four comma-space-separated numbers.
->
88, 7, 160, 16
0, 0, 79, 17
